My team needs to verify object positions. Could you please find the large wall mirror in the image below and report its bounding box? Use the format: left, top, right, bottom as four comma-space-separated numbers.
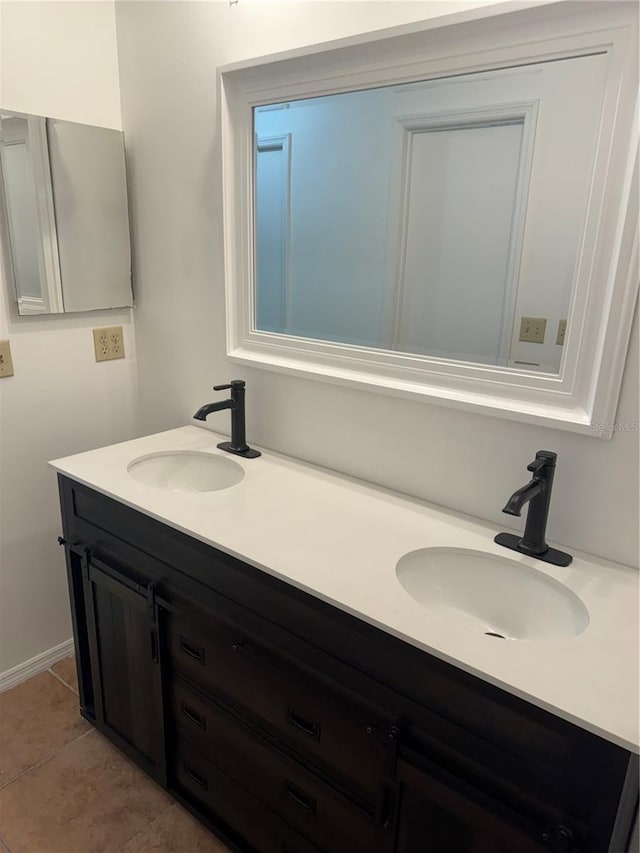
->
0, 111, 133, 315
221, 2, 638, 437
254, 52, 605, 375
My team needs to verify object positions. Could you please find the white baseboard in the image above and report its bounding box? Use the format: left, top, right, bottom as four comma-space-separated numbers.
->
0, 638, 75, 693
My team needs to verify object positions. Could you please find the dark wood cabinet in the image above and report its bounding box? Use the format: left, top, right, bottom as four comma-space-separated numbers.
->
57, 477, 638, 853
79, 551, 166, 784
165, 606, 390, 808
173, 739, 323, 853
171, 675, 386, 853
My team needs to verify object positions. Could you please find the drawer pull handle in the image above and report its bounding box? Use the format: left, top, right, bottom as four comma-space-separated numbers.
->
286, 707, 321, 741
181, 702, 206, 730
285, 781, 316, 813
179, 636, 205, 665
184, 763, 208, 791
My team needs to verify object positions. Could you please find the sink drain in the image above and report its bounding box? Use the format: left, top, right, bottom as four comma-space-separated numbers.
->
484, 631, 506, 639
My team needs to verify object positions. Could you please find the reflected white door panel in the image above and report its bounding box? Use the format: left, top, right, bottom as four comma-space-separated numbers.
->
2, 141, 41, 298
394, 119, 524, 365
0, 114, 63, 314
255, 135, 290, 333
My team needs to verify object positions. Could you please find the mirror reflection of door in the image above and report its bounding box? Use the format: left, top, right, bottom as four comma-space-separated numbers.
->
0, 114, 63, 314
3, 130, 42, 299
389, 115, 527, 367
253, 52, 608, 374
255, 132, 291, 333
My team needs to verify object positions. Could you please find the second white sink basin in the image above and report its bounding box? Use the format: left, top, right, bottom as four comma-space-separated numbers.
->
396, 547, 589, 641
127, 451, 244, 493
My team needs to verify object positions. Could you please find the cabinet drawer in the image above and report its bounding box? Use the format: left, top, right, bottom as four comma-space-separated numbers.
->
396, 754, 544, 853
174, 739, 322, 853
166, 611, 387, 805
170, 678, 391, 853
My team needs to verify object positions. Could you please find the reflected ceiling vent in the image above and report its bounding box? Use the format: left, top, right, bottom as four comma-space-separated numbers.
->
255, 103, 291, 112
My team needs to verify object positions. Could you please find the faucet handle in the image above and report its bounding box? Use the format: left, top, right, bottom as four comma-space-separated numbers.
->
527, 450, 557, 475
213, 380, 245, 392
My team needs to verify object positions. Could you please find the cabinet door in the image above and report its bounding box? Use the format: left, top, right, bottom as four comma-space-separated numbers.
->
83, 553, 166, 785
396, 755, 547, 853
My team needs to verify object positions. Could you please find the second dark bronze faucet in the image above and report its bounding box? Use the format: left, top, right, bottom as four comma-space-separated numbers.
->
495, 450, 572, 567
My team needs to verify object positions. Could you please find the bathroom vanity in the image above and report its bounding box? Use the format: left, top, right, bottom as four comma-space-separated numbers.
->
51, 427, 638, 853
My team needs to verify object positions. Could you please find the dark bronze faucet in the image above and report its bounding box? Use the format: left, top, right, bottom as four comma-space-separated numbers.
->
495, 450, 572, 566
193, 380, 261, 458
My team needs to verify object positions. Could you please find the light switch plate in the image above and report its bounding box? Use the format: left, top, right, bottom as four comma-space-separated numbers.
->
0, 340, 14, 377
556, 319, 567, 346
93, 326, 125, 362
519, 317, 547, 344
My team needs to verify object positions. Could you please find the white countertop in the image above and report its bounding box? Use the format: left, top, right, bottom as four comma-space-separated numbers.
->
50, 426, 639, 753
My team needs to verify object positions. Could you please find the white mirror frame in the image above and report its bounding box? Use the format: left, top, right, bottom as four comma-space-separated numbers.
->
220, 1, 639, 439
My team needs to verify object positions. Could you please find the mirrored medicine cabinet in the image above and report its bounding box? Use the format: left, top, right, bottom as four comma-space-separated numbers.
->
0, 111, 133, 315
220, 1, 638, 438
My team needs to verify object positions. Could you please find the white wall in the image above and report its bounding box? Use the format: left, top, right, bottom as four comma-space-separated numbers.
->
0, 1, 138, 676
115, 0, 638, 568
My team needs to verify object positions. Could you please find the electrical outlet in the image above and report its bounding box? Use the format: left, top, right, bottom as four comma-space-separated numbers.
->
0, 339, 14, 377
519, 317, 546, 344
556, 319, 567, 346
93, 326, 125, 362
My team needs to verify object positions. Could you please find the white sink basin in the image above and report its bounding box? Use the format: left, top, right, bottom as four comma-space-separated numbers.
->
396, 547, 589, 641
127, 451, 244, 493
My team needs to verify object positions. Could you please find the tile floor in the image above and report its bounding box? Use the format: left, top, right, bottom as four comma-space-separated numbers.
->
0, 657, 230, 852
